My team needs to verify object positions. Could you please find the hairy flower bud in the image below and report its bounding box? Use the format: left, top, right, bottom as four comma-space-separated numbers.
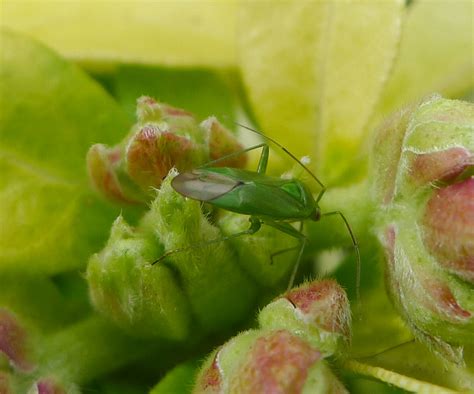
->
87, 171, 257, 339
194, 330, 347, 394
0, 308, 35, 373
28, 378, 71, 394
87, 97, 245, 204
0, 372, 13, 394
201, 117, 247, 168
86, 215, 192, 340
423, 178, 474, 282
371, 95, 474, 363
259, 280, 351, 357
218, 212, 298, 289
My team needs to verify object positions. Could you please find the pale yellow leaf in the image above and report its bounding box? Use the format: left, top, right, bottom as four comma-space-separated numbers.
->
1, 0, 238, 68
374, 0, 474, 123
238, 1, 404, 183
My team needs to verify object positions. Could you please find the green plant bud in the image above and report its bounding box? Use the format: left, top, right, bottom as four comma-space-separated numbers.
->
87, 216, 192, 340
258, 280, 351, 357
0, 372, 13, 394
136, 95, 196, 126
0, 308, 35, 373
23, 316, 159, 390
148, 171, 258, 333
87, 97, 246, 204
87, 143, 144, 204
371, 95, 474, 363
0, 276, 94, 376
423, 178, 473, 283
218, 212, 298, 289
194, 329, 347, 394
0, 275, 85, 333
27, 377, 80, 394
200, 117, 247, 168
125, 125, 205, 193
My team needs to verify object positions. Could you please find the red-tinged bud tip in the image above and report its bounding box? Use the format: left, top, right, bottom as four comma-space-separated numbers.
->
410, 148, 473, 185
87, 144, 140, 204
201, 117, 247, 168
197, 352, 222, 393
0, 372, 12, 394
286, 280, 351, 338
35, 378, 66, 394
422, 278, 471, 321
126, 125, 198, 190
0, 308, 35, 373
230, 330, 320, 393
423, 177, 474, 283
136, 96, 194, 122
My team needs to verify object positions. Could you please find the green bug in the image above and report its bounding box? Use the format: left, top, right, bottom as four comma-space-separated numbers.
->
155, 124, 360, 293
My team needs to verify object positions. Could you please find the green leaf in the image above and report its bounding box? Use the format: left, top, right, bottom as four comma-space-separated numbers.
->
316, 0, 404, 181
343, 355, 472, 394
0, 29, 129, 274
1, 1, 237, 69
238, 0, 404, 183
354, 342, 474, 392
150, 359, 200, 394
114, 66, 237, 125
373, 0, 474, 123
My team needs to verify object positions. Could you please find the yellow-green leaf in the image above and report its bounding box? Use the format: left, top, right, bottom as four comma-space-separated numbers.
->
1, 0, 238, 69
239, 1, 404, 183
239, 2, 328, 162
318, 0, 404, 181
0, 29, 128, 274
374, 0, 474, 123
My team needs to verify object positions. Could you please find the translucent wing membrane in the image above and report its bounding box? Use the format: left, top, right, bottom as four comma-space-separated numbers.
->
172, 170, 242, 201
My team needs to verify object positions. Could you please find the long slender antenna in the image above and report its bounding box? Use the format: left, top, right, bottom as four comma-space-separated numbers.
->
321, 210, 361, 301
235, 122, 326, 190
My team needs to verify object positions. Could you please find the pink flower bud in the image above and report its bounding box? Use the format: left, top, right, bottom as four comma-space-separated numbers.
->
126, 125, 201, 191
409, 148, 472, 186
87, 97, 246, 204
423, 177, 474, 283
0, 308, 35, 373
286, 280, 351, 340
87, 144, 141, 204
0, 372, 13, 394
229, 330, 320, 393
201, 117, 247, 168
196, 351, 222, 393
259, 279, 351, 356
372, 95, 474, 362
35, 378, 66, 394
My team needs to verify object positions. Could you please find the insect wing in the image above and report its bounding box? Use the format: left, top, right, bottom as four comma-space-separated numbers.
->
172, 170, 242, 201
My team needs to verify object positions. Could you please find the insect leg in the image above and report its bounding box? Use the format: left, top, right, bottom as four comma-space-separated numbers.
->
270, 246, 300, 264
315, 186, 327, 204
263, 221, 307, 291
321, 211, 361, 300
152, 217, 262, 265
198, 143, 267, 168
269, 221, 304, 264
236, 122, 326, 191
257, 144, 269, 174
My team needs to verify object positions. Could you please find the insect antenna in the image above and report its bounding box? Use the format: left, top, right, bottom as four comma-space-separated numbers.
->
353, 338, 416, 360
235, 122, 326, 191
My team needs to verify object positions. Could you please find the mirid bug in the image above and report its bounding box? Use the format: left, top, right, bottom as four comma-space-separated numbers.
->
154, 124, 360, 294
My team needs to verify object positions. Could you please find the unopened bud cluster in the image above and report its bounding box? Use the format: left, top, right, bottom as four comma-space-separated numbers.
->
87, 96, 246, 203
371, 95, 473, 363
194, 280, 350, 393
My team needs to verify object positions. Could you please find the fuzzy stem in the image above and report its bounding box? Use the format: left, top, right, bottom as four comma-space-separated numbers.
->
341, 360, 457, 394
